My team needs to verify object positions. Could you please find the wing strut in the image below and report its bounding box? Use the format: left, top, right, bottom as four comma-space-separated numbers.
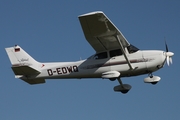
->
116, 35, 134, 70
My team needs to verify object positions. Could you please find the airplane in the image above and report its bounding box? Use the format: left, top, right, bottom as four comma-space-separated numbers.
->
5, 11, 174, 94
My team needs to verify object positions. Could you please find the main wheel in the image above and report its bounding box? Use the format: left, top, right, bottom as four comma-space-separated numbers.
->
121, 90, 129, 94
113, 84, 132, 94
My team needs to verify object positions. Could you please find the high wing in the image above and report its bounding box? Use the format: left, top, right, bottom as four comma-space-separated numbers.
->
79, 11, 135, 70
78, 11, 130, 53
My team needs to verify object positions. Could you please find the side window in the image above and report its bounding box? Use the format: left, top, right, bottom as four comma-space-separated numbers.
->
110, 49, 122, 57
94, 52, 107, 60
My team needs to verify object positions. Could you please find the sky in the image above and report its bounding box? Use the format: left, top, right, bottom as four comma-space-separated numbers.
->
0, 0, 180, 120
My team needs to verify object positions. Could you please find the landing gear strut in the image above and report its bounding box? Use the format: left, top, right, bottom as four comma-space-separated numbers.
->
113, 78, 132, 94
149, 73, 153, 78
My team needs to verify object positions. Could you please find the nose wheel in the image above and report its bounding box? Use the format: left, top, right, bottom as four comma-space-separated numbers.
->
114, 78, 132, 94
144, 73, 161, 85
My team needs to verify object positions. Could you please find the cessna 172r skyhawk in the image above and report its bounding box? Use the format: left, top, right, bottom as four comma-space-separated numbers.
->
5, 11, 174, 94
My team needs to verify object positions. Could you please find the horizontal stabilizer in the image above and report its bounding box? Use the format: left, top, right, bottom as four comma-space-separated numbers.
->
22, 78, 45, 85
12, 66, 40, 75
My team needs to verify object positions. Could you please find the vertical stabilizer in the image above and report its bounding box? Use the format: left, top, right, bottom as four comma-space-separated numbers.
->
5, 45, 39, 67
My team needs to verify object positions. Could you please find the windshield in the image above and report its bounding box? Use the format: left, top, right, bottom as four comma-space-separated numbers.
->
127, 44, 139, 53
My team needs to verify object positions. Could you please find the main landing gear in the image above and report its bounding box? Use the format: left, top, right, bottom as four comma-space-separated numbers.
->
102, 71, 132, 94
113, 78, 132, 94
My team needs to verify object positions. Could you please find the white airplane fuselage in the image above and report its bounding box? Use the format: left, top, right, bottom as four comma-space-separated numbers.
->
32, 50, 166, 80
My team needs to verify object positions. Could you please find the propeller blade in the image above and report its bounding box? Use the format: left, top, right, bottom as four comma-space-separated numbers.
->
169, 57, 173, 64
166, 56, 169, 66
165, 40, 169, 52
164, 39, 174, 66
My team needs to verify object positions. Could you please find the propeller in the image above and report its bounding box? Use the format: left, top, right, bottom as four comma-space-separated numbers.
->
165, 41, 174, 66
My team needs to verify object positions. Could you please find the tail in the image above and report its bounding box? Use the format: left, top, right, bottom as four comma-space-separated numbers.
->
5, 45, 45, 84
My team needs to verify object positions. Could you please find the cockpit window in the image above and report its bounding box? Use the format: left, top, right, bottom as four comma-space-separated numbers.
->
110, 49, 122, 57
87, 44, 139, 60
93, 52, 107, 59
127, 44, 139, 53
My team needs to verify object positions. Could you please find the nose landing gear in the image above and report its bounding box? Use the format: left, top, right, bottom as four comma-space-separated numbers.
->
144, 73, 161, 85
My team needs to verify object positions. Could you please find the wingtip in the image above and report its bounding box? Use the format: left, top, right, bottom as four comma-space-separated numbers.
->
78, 11, 104, 17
